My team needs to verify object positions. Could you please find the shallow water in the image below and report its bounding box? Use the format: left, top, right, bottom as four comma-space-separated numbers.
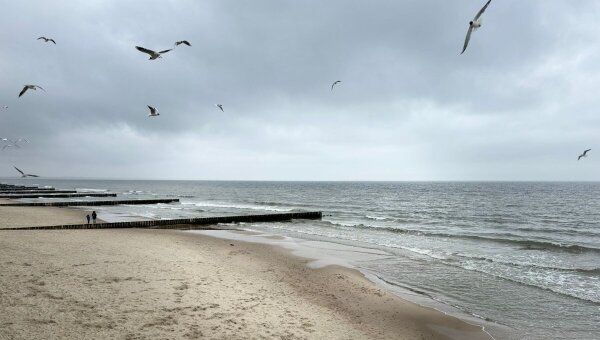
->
2, 179, 598, 339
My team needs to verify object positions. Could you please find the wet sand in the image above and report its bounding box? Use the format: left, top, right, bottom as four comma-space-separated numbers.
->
0, 205, 490, 339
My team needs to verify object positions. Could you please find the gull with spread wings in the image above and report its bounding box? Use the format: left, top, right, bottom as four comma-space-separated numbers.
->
37, 36, 56, 44
18, 85, 45, 98
14, 166, 39, 178
578, 149, 591, 161
461, 0, 492, 54
135, 46, 172, 60
147, 105, 160, 117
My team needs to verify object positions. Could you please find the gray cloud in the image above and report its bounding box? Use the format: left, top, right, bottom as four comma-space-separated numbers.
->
1, 0, 600, 180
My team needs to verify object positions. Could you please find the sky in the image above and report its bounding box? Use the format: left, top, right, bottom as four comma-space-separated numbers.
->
1, 0, 600, 181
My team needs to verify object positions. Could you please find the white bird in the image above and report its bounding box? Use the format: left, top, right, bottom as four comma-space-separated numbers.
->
461, 0, 492, 55
578, 149, 591, 161
175, 40, 191, 47
18, 85, 45, 98
37, 36, 56, 44
331, 80, 341, 91
147, 105, 160, 117
215, 104, 224, 112
14, 166, 39, 178
135, 46, 172, 60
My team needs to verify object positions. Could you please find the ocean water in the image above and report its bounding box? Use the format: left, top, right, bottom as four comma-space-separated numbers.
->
1, 179, 599, 339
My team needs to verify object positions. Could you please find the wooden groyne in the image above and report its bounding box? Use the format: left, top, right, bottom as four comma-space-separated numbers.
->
0, 190, 76, 194
0, 188, 55, 191
0, 198, 180, 207
0, 185, 49, 190
0, 211, 323, 230
0, 193, 117, 199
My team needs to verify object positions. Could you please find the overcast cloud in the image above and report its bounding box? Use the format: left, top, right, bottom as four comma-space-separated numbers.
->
1, 0, 599, 180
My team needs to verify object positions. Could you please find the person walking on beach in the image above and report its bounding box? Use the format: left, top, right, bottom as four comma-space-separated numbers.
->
92, 211, 97, 224
86, 214, 90, 224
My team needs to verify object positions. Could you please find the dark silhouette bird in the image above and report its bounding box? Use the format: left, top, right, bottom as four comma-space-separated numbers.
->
14, 166, 39, 178
37, 37, 56, 44
175, 40, 191, 47
135, 46, 172, 60
461, 0, 492, 54
147, 105, 160, 117
331, 80, 341, 91
18, 85, 45, 98
215, 104, 224, 112
578, 149, 591, 160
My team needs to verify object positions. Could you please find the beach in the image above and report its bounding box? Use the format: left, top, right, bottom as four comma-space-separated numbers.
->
0, 203, 489, 339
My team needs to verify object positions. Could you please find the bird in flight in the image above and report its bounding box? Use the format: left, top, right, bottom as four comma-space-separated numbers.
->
1, 106, 7, 110
175, 40, 191, 47
135, 46, 172, 60
578, 149, 591, 161
37, 37, 56, 44
461, 0, 492, 54
147, 105, 160, 117
18, 85, 45, 98
14, 166, 39, 178
215, 104, 224, 112
331, 80, 341, 91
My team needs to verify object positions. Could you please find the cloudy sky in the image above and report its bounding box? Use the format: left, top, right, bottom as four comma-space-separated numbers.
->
1, 0, 599, 180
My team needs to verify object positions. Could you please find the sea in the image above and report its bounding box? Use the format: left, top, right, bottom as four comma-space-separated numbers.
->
1, 179, 598, 340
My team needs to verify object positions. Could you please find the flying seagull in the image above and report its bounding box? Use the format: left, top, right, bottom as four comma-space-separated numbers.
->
215, 104, 224, 112
461, 0, 492, 54
578, 149, 591, 161
331, 80, 341, 91
37, 37, 56, 44
1, 106, 7, 110
18, 85, 45, 98
175, 40, 191, 47
135, 46, 172, 60
14, 166, 39, 178
147, 105, 160, 117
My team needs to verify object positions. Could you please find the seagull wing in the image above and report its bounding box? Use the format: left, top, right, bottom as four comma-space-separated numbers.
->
461, 26, 474, 54
18, 86, 28, 97
147, 105, 156, 114
136, 46, 155, 56
474, 0, 492, 20
28, 174, 39, 177
13, 166, 25, 175
35, 85, 46, 92
584, 149, 591, 156
182, 41, 191, 46
37, 37, 45, 40
49, 39, 56, 44
159, 49, 172, 54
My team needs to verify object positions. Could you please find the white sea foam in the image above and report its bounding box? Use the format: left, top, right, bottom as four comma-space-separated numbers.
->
192, 201, 293, 212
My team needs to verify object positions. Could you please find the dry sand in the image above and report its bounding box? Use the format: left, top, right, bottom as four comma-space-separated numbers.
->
0, 204, 100, 228
0, 206, 491, 339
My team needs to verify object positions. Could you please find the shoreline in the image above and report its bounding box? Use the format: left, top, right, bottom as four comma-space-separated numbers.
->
0, 203, 492, 339
192, 229, 504, 338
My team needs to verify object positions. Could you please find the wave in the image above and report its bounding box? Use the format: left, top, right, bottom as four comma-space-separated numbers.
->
452, 253, 600, 275
318, 220, 600, 254
76, 188, 107, 192
365, 215, 390, 221
455, 261, 600, 304
192, 201, 294, 212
